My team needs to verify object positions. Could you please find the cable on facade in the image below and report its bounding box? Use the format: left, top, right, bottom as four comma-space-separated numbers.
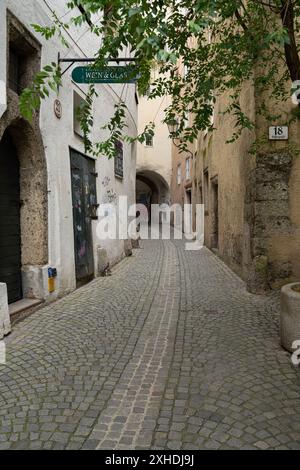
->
42, 0, 138, 130
152, 96, 167, 124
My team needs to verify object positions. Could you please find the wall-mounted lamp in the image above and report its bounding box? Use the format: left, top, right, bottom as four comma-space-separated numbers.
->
166, 118, 180, 136
166, 118, 194, 159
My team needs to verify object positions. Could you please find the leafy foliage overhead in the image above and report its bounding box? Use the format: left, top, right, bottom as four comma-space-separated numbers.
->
20, 0, 300, 157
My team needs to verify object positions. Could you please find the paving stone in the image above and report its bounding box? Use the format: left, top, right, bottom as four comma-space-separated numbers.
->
81, 439, 99, 450
51, 432, 70, 444
254, 440, 271, 450
0, 240, 298, 450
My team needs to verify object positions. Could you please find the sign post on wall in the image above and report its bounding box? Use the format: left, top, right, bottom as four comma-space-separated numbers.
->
72, 65, 139, 84
57, 54, 138, 84
269, 126, 289, 141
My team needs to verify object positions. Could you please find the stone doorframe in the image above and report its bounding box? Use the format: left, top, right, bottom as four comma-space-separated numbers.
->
0, 11, 48, 303
0, 114, 49, 300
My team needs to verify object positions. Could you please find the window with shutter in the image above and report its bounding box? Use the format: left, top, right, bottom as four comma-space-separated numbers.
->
114, 140, 124, 178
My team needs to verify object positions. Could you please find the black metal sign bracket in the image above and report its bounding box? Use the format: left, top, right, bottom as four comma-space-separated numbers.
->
57, 52, 136, 78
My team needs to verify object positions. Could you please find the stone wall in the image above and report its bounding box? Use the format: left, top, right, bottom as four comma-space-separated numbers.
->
0, 11, 48, 267
246, 151, 294, 291
195, 76, 300, 293
195, 84, 256, 282
0, 11, 49, 306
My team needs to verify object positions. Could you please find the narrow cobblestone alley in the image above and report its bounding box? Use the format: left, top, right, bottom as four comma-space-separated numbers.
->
1, 240, 300, 450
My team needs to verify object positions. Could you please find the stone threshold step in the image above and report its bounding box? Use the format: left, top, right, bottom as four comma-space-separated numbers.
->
9, 298, 42, 317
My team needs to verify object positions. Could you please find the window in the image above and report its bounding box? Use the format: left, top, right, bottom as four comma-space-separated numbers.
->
177, 164, 182, 185
9, 49, 21, 94
8, 14, 40, 96
145, 134, 153, 147
114, 140, 124, 178
186, 158, 191, 180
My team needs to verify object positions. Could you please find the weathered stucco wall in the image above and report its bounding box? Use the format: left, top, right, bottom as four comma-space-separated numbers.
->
170, 59, 198, 218
196, 67, 300, 291
252, 74, 300, 289
0, 9, 48, 307
171, 145, 194, 208
0, 0, 138, 310
195, 83, 256, 279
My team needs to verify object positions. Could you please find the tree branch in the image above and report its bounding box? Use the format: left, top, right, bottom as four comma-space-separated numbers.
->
280, 0, 300, 81
235, 8, 248, 32
256, 1, 281, 13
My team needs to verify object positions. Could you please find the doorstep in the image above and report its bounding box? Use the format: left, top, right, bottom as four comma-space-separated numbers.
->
9, 298, 42, 317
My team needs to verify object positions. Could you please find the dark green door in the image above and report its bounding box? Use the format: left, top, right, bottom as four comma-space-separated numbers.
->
0, 131, 22, 303
70, 149, 97, 285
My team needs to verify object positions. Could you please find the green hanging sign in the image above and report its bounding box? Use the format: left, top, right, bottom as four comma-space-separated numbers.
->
72, 66, 139, 84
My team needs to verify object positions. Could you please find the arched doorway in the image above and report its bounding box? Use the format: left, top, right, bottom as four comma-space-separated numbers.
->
0, 118, 48, 303
136, 170, 170, 223
136, 170, 170, 206
0, 131, 22, 303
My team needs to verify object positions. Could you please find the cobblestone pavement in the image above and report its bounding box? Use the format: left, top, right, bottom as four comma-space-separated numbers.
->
1, 239, 300, 450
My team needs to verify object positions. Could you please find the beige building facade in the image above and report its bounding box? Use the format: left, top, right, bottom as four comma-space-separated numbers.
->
136, 93, 172, 213
194, 80, 300, 292
170, 122, 195, 211
170, 58, 197, 223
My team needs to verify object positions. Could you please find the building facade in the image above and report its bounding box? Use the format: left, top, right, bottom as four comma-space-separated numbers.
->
0, 0, 137, 337
170, 136, 194, 211
194, 80, 300, 293
169, 59, 196, 231
136, 92, 172, 215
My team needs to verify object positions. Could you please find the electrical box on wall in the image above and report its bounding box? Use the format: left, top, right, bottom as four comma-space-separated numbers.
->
48, 267, 57, 293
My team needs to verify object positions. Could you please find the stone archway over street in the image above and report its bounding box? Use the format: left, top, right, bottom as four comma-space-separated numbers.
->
136, 169, 170, 209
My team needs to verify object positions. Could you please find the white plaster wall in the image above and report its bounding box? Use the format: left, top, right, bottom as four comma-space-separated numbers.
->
0, 283, 11, 339
0, 0, 138, 300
